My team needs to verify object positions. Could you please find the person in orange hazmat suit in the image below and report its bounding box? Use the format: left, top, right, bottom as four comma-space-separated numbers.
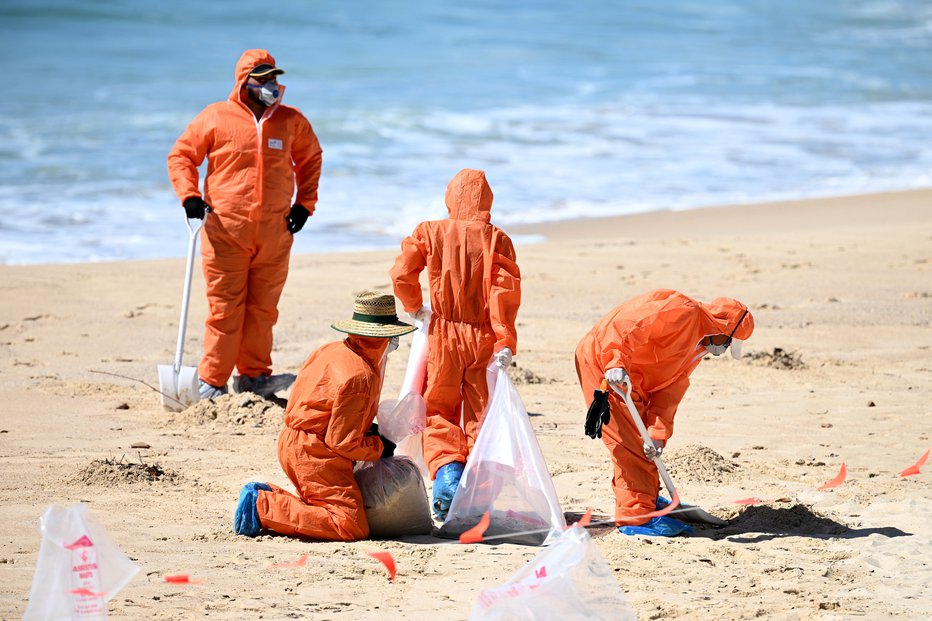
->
389, 168, 521, 520
575, 289, 754, 537
233, 291, 416, 540
167, 49, 322, 400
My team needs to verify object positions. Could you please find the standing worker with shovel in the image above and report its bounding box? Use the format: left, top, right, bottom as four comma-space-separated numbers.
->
575, 289, 754, 536
167, 49, 322, 400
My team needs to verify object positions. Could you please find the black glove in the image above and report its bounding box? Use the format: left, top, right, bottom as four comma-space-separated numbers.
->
584, 387, 611, 439
286, 203, 310, 234
183, 196, 210, 220
366, 423, 395, 459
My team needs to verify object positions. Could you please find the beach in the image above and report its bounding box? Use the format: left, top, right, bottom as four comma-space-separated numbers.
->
1, 188, 930, 619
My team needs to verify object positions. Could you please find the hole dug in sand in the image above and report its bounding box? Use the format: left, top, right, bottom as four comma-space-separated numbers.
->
70, 456, 180, 486
170, 394, 284, 429
664, 444, 739, 485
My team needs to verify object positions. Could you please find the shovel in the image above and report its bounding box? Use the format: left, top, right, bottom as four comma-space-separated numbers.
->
157, 216, 204, 411
609, 382, 727, 526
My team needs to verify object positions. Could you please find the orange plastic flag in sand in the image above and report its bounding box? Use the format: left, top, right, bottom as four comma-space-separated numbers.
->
576, 507, 593, 527
271, 554, 308, 568
899, 448, 930, 477
164, 574, 204, 585
734, 498, 765, 505
459, 511, 491, 544
817, 462, 847, 491
368, 551, 396, 582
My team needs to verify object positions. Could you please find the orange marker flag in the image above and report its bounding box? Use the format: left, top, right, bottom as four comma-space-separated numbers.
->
899, 448, 930, 477
734, 497, 765, 505
577, 507, 593, 527
459, 511, 490, 544
817, 462, 847, 491
271, 554, 308, 568
368, 551, 397, 582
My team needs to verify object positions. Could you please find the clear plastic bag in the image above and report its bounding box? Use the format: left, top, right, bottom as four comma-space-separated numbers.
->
438, 363, 566, 545
355, 456, 433, 538
468, 526, 636, 621
24, 503, 139, 620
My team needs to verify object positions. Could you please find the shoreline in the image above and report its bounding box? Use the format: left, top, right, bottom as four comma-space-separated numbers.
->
4, 187, 930, 268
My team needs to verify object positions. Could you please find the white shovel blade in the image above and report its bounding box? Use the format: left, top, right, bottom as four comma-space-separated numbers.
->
157, 364, 199, 412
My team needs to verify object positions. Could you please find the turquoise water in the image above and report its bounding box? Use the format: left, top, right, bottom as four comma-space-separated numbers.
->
1, 0, 931, 263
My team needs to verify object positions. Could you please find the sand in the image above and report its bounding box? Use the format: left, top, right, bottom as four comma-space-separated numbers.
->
1, 188, 930, 619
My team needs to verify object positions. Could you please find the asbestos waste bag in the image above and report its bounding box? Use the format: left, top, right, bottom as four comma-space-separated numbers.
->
391, 305, 431, 475
355, 456, 433, 538
468, 526, 636, 621
438, 363, 566, 545
24, 503, 139, 621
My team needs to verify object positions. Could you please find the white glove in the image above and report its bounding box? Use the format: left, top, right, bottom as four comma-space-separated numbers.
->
386, 336, 400, 354
408, 306, 427, 323
494, 347, 513, 368
604, 367, 629, 388
643, 439, 664, 460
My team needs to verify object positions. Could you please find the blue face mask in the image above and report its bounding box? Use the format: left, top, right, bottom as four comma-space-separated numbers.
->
247, 81, 280, 106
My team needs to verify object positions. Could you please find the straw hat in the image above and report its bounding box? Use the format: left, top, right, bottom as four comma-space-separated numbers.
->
331, 291, 416, 338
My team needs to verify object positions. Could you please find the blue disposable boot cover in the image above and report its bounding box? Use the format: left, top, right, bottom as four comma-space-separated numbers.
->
432, 462, 465, 520
234, 482, 271, 536
619, 516, 693, 537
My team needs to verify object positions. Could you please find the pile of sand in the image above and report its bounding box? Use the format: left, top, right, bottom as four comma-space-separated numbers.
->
746, 347, 806, 370
664, 444, 738, 485
69, 456, 180, 486
721, 503, 849, 536
170, 394, 284, 429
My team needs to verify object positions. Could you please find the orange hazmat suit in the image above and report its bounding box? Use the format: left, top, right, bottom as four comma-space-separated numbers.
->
575, 289, 754, 524
256, 335, 388, 541
167, 49, 322, 387
390, 169, 521, 478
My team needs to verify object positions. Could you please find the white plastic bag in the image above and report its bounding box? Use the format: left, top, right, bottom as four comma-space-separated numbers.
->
468, 526, 636, 621
376, 392, 426, 444
24, 503, 139, 621
438, 364, 566, 545
355, 456, 433, 538
392, 305, 432, 475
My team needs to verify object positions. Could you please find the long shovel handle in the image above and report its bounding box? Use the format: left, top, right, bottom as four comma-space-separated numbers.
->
609, 382, 679, 499
173, 216, 205, 375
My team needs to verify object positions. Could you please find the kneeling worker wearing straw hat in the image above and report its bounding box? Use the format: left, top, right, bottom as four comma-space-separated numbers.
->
575, 289, 754, 537
233, 291, 415, 540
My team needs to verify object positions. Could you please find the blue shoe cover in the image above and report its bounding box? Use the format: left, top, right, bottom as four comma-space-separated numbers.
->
234, 482, 271, 536
655, 495, 671, 510
619, 516, 693, 537
432, 462, 465, 520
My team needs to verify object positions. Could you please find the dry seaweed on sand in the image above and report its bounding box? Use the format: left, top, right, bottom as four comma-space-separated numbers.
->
69, 454, 180, 486
745, 347, 806, 370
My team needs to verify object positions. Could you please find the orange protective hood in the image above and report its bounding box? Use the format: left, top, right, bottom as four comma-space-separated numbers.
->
344, 334, 390, 369
445, 169, 493, 222
702, 297, 754, 340
229, 49, 281, 103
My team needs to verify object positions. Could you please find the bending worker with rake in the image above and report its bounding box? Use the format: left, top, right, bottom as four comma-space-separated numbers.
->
575, 289, 754, 537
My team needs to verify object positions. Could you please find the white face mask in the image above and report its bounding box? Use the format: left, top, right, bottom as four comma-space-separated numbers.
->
386, 336, 400, 354
248, 81, 280, 106
705, 342, 728, 357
